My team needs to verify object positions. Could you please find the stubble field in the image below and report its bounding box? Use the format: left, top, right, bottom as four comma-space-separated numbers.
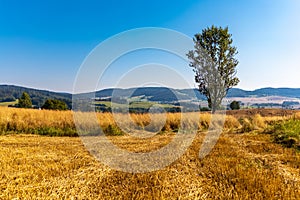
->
0, 107, 299, 199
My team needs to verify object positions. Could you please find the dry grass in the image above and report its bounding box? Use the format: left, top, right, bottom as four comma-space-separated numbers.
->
0, 107, 239, 136
0, 107, 300, 199
0, 133, 299, 199
0, 107, 76, 136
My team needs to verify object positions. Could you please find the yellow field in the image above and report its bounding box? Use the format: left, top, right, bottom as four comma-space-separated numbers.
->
0, 107, 300, 199
0, 133, 299, 199
0, 107, 240, 136
1, 106, 295, 136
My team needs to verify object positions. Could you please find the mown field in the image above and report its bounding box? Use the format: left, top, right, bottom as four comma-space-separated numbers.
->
0, 100, 18, 107
0, 107, 299, 199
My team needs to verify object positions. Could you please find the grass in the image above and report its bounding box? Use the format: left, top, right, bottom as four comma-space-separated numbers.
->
0, 100, 18, 107
94, 100, 175, 108
266, 119, 300, 150
0, 133, 299, 199
94, 100, 177, 113
0, 107, 76, 136
0, 107, 227, 136
1, 107, 300, 149
0, 107, 300, 198
0, 107, 300, 199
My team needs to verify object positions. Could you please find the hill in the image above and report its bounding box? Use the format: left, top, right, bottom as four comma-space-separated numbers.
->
95, 87, 205, 102
0, 85, 72, 108
96, 87, 300, 101
1, 85, 300, 109
227, 87, 300, 98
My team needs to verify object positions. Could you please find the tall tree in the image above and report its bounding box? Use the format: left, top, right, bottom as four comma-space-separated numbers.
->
18, 92, 32, 108
187, 26, 239, 113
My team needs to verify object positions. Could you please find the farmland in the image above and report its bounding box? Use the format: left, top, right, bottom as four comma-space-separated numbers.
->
0, 100, 18, 107
0, 107, 299, 199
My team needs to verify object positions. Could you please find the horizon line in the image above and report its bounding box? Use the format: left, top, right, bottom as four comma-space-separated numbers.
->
1, 83, 300, 95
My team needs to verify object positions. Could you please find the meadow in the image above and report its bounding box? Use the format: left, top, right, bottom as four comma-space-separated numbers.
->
0, 107, 299, 199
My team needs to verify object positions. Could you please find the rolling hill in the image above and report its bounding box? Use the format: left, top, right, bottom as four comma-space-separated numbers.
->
0, 85, 72, 108
1, 85, 300, 109
227, 87, 300, 98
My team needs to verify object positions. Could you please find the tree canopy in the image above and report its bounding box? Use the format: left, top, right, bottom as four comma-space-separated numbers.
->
18, 92, 32, 108
230, 100, 240, 110
42, 99, 68, 110
187, 25, 239, 113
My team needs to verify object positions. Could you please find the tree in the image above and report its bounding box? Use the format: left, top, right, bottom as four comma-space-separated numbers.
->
42, 99, 68, 110
230, 100, 240, 110
187, 26, 239, 113
18, 92, 32, 108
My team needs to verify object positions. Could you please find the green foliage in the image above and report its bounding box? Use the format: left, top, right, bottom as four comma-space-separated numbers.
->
0, 85, 72, 108
230, 100, 240, 110
94, 100, 180, 113
0, 100, 18, 107
269, 119, 300, 150
104, 124, 124, 136
200, 107, 211, 111
30, 127, 78, 137
187, 26, 239, 113
42, 99, 68, 110
18, 92, 32, 108
0, 96, 16, 102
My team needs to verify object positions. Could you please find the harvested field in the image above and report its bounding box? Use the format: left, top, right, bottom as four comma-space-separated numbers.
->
0, 132, 299, 199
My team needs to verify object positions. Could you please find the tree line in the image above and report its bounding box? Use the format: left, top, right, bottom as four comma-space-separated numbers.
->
16, 92, 68, 110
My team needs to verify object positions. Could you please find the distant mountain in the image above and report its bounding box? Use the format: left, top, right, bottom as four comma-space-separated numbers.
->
95, 87, 206, 102
95, 87, 300, 101
227, 87, 300, 98
1, 85, 300, 108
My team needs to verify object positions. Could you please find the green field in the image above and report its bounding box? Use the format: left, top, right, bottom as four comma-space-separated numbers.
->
95, 101, 175, 108
94, 100, 179, 113
0, 100, 18, 107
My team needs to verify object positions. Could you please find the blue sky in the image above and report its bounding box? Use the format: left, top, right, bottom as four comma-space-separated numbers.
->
0, 0, 299, 92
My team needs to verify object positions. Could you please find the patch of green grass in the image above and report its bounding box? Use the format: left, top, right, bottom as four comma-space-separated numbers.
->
30, 127, 78, 137
103, 124, 124, 136
0, 100, 18, 107
95, 101, 151, 109
130, 101, 174, 109
267, 119, 300, 150
95, 101, 175, 109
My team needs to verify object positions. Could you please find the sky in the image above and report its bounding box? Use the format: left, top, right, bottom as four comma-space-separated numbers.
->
0, 0, 299, 92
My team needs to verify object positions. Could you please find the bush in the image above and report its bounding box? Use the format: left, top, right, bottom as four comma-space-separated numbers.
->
42, 99, 68, 110
200, 107, 211, 112
230, 101, 240, 110
268, 119, 300, 150
104, 124, 124, 136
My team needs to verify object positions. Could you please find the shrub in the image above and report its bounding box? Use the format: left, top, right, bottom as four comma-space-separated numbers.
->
104, 124, 124, 136
42, 99, 68, 110
269, 119, 300, 150
230, 100, 240, 110
200, 107, 211, 112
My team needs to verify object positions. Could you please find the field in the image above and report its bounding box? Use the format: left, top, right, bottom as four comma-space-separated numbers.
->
0, 100, 18, 107
0, 107, 300, 199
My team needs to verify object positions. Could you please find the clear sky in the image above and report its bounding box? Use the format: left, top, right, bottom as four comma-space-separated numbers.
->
0, 0, 299, 92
